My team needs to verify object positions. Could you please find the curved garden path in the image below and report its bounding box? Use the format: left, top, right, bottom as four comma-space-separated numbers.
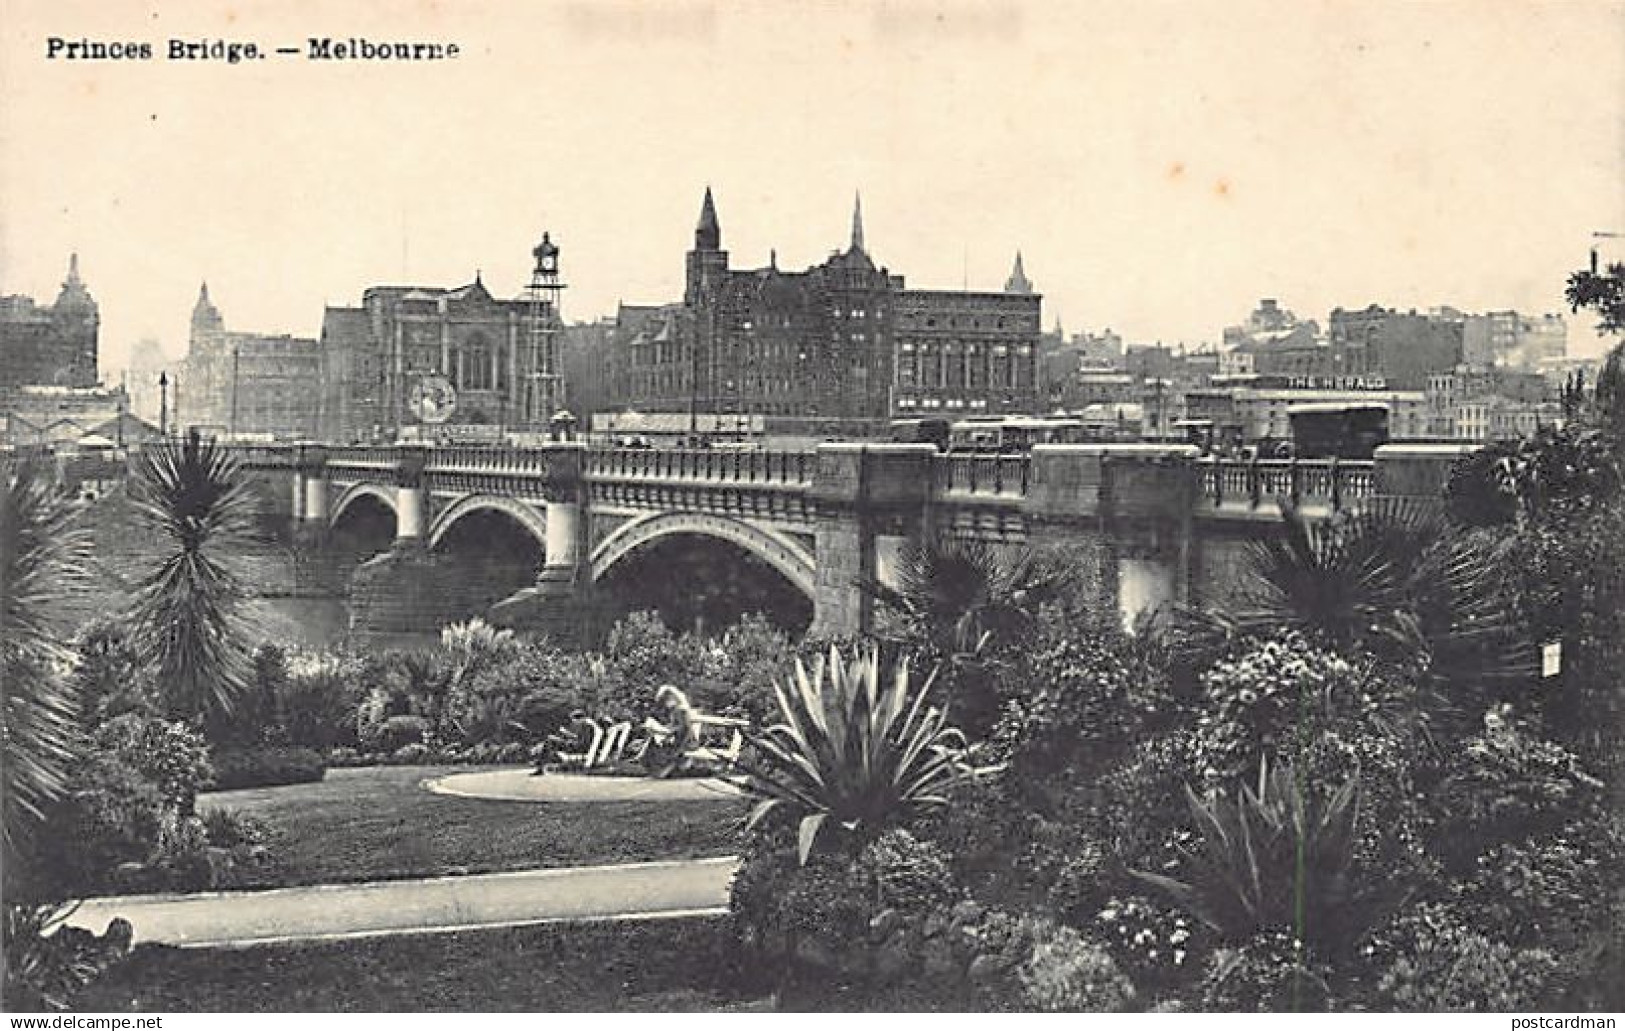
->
63, 768, 746, 948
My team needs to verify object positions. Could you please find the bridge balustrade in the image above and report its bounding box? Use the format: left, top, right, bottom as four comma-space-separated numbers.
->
325, 446, 396, 471
935, 453, 1030, 498
583, 447, 813, 487
1196, 457, 1373, 513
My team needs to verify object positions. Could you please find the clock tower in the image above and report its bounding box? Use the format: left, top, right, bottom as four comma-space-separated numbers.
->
523, 232, 566, 425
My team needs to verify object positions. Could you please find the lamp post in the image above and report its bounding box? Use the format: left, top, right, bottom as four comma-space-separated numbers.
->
230, 342, 241, 439
159, 371, 170, 437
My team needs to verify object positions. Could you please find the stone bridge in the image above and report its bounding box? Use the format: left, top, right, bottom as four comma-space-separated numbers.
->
223, 439, 1469, 641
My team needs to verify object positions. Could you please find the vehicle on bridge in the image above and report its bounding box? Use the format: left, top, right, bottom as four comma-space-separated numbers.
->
887, 417, 951, 450
1286, 402, 1391, 459
947, 416, 1090, 452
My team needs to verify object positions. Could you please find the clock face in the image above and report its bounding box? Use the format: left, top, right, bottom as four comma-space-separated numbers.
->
410, 375, 457, 424
541, 254, 558, 273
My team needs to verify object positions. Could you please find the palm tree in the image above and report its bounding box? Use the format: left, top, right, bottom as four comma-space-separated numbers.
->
126, 431, 258, 728
1, 458, 92, 883
866, 539, 1075, 656
1178, 497, 1532, 732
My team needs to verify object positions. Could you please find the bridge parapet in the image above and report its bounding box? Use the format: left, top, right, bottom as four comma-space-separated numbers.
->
1195, 457, 1374, 519
585, 447, 814, 488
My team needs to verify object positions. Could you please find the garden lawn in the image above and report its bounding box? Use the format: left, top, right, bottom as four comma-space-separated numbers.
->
196, 766, 748, 890
74, 915, 769, 1012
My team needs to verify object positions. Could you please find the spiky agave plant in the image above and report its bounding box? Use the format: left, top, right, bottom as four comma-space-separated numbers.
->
127, 431, 258, 726
1, 458, 92, 863
736, 645, 979, 864
1131, 759, 1406, 957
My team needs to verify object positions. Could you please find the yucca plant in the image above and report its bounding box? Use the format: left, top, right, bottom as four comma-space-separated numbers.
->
1, 458, 91, 863
735, 645, 980, 864
127, 431, 258, 727
1132, 759, 1404, 956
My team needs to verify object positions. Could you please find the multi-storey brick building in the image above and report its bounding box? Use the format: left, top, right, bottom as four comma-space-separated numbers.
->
1461, 310, 1567, 369
1, 254, 100, 399
1327, 305, 1464, 390
611, 190, 1041, 430
179, 283, 321, 440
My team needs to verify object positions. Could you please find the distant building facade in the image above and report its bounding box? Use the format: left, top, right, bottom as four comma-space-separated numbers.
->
318, 242, 564, 442
2, 384, 129, 448
1, 254, 100, 400
179, 283, 321, 440
1461, 311, 1567, 369
1326, 305, 1463, 390
609, 190, 1041, 430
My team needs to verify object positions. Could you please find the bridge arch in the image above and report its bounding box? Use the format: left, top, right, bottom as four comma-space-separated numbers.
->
589, 512, 816, 601
330, 483, 399, 531
427, 494, 549, 553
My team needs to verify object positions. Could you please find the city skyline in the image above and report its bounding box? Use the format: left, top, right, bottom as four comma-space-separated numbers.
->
2, 0, 1622, 374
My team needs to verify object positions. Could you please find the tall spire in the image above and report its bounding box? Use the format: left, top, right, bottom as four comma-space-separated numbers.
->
1004, 250, 1034, 294
191, 279, 223, 336
66, 252, 81, 287
695, 186, 721, 250
850, 191, 865, 253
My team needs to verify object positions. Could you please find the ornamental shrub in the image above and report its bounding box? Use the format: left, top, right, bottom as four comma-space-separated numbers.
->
1187, 635, 1364, 789
1018, 924, 1136, 1013
1092, 894, 1211, 997
1452, 815, 1625, 955
1200, 930, 1334, 1012
856, 828, 958, 914
91, 715, 212, 815
36, 757, 165, 897
1430, 704, 1605, 871
1373, 905, 1559, 1012
992, 626, 1175, 783
209, 746, 326, 791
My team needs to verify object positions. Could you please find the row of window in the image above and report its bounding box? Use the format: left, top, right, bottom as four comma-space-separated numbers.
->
896, 397, 1000, 410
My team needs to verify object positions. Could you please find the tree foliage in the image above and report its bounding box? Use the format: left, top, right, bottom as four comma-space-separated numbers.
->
126, 431, 258, 727
1, 458, 92, 863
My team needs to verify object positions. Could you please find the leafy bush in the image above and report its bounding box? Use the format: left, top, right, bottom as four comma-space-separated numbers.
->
71, 619, 158, 728
374, 714, 432, 753
1452, 816, 1624, 954
279, 648, 374, 750
856, 828, 958, 914
3, 905, 132, 1012
1429, 704, 1604, 871
1018, 925, 1136, 1013
1093, 894, 1210, 996
1445, 424, 1621, 527
92, 714, 212, 815
1201, 930, 1333, 1012
993, 626, 1175, 783
201, 806, 272, 850
35, 756, 165, 896
1372, 904, 1559, 1011
1186, 635, 1365, 789
209, 746, 326, 791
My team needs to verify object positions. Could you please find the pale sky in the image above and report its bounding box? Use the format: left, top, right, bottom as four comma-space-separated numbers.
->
2, 0, 1622, 375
